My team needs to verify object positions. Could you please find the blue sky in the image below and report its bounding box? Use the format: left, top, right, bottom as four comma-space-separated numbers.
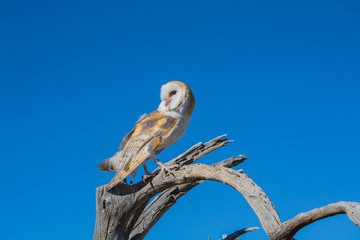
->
1, 0, 359, 239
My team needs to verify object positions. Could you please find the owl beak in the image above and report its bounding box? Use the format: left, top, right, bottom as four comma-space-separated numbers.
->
165, 98, 172, 107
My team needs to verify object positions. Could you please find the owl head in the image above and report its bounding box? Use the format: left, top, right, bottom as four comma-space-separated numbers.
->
158, 81, 195, 117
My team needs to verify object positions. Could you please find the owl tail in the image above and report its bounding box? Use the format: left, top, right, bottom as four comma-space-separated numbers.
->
105, 170, 127, 191
105, 167, 139, 191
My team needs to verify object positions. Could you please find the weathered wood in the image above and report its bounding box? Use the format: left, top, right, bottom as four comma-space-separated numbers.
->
222, 227, 259, 240
208, 227, 259, 240
94, 135, 238, 240
130, 155, 247, 239
135, 164, 282, 236
94, 135, 360, 240
271, 201, 360, 240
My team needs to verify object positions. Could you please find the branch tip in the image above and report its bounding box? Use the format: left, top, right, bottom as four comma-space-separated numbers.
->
221, 226, 259, 240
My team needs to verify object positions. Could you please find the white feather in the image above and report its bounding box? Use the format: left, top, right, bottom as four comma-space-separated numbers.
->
137, 113, 147, 123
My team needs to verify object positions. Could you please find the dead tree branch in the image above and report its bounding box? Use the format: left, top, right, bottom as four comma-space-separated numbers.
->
130, 155, 247, 239
271, 201, 360, 240
222, 227, 259, 240
207, 227, 259, 240
134, 164, 281, 235
94, 135, 360, 240
94, 135, 243, 240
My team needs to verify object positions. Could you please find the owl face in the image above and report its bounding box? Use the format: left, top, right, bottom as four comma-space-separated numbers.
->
158, 81, 195, 118
160, 82, 185, 112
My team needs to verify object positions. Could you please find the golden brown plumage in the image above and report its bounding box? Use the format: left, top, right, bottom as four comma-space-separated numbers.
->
98, 81, 195, 191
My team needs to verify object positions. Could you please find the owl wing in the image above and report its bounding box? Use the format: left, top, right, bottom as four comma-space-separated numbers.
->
105, 111, 179, 190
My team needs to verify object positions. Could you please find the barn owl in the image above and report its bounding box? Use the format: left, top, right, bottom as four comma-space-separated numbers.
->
98, 81, 195, 191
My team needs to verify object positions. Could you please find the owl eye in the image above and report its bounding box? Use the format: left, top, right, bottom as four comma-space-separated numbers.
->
170, 90, 177, 96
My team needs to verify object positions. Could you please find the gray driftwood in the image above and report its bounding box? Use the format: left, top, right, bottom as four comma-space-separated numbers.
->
94, 135, 360, 240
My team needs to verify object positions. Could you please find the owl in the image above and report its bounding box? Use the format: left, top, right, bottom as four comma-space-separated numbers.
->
98, 81, 195, 191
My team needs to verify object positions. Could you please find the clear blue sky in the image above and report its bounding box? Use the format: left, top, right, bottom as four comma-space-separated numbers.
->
1, 1, 359, 239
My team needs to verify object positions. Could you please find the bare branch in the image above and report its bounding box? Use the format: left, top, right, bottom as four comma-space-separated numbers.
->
94, 135, 360, 240
130, 155, 247, 239
95, 135, 237, 240
345, 201, 360, 227
272, 201, 360, 240
136, 164, 281, 236
167, 134, 232, 167
221, 227, 259, 240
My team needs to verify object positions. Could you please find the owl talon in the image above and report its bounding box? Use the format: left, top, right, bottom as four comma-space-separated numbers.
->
142, 163, 157, 182
159, 164, 179, 179
142, 174, 155, 182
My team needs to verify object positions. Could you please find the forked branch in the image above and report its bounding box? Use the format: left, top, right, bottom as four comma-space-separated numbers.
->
130, 155, 247, 239
94, 135, 359, 240
272, 201, 360, 240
